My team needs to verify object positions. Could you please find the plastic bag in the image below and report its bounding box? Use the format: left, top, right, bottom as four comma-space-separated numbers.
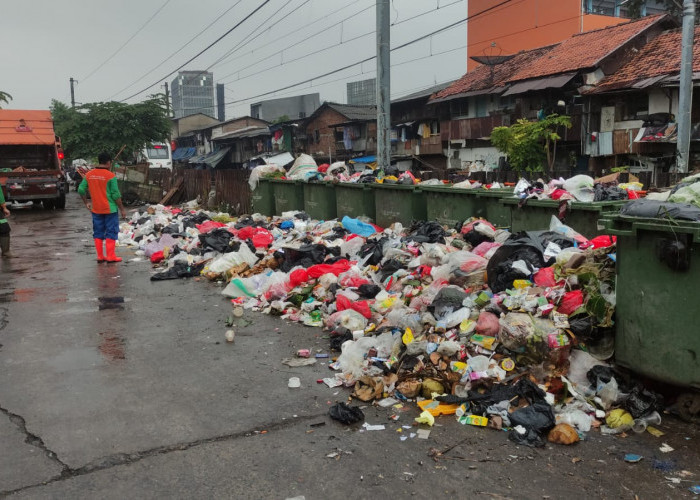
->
329, 402, 364, 424
549, 216, 589, 246
221, 271, 286, 298
208, 244, 259, 274
563, 175, 595, 203
557, 290, 584, 316
286, 153, 319, 181
476, 311, 500, 336
342, 216, 376, 237
499, 312, 535, 350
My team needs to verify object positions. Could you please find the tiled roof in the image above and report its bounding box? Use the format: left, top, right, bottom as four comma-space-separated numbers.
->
326, 103, 377, 121
592, 26, 700, 92
509, 14, 666, 82
431, 46, 555, 101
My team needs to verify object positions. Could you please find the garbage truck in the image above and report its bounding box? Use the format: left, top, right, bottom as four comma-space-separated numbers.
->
0, 109, 68, 209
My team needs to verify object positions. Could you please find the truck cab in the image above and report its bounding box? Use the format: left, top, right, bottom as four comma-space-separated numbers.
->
0, 110, 68, 209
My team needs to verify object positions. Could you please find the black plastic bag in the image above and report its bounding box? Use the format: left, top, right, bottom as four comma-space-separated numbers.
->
624, 386, 665, 418
357, 284, 381, 299
508, 427, 546, 447
198, 228, 239, 253
509, 401, 556, 433
404, 221, 447, 244
359, 237, 387, 266
620, 199, 700, 222
379, 258, 404, 281
329, 402, 365, 424
594, 184, 628, 201
429, 287, 468, 317
151, 262, 206, 281
280, 244, 328, 271
587, 365, 616, 388
487, 231, 575, 293
330, 327, 353, 351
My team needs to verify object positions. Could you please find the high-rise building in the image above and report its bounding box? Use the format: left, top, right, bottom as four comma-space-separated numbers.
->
171, 71, 215, 119
249, 93, 320, 121
467, 0, 668, 71
347, 78, 376, 106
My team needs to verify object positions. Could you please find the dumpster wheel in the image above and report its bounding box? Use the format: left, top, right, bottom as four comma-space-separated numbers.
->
677, 392, 700, 423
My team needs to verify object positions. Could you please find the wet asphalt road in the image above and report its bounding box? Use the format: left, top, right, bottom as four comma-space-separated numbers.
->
0, 193, 698, 499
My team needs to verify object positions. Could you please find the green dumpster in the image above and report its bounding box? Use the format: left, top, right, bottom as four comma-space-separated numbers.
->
303, 181, 337, 220
501, 198, 626, 237
336, 183, 376, 221
423, 185, 480, 228
372, 183, 427, 227
251, 178, 275, 216
475, 188, 513, 228
602, 215, 700, 389
271, 179, 304, 215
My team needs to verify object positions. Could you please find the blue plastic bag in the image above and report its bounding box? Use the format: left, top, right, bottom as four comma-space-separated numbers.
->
342, 216, 376, 237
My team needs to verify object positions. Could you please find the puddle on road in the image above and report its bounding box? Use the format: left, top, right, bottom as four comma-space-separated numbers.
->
98, 296, 125, 311
98, 331, 126, 362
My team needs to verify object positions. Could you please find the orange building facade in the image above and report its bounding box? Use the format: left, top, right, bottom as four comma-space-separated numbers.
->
467, 0, 650, 71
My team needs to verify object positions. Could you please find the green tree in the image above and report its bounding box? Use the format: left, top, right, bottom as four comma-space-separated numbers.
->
0, 91, 12, 108
50, 95, 171, 162
490, 114, 572, 176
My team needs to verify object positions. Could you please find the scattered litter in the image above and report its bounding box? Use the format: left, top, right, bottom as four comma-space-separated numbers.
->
659, 443, 675, 453
288, 377, 301, 388
329, 403, 364, 425
362, 422, 386, 431
282, 358, 317, 367
416, 429, 431, 439
624, 454, 643, 463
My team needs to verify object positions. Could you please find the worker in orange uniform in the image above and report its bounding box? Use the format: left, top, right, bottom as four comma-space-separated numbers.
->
78, 152, 127, 263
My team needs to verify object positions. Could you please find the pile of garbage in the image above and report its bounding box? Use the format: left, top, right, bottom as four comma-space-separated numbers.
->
514, 174, 644, 203
120, 204, 672, 447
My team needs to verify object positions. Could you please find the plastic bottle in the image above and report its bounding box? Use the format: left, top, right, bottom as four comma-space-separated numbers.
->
632, 411, 662, 434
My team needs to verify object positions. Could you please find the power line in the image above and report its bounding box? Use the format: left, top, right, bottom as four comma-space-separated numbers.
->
216, 2, 375, 81
110, 0, 244, 100
204, 0, 315, 73
217, 0, 513, 107
82, 0, 172, 83
221, 0, 467, 85
119, 0, 272, 103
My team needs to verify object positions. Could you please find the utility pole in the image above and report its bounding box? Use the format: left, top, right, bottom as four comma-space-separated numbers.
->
376, 0, 390, 176
69, 77, 76, 108
676, 0, 695, 173
163, 82, 171, 117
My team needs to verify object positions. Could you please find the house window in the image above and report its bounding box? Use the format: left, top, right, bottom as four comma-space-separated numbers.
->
449, 99, 469, 118
314, 129, 320, 143
617, 94, 649, 121
299, 111, 306, 118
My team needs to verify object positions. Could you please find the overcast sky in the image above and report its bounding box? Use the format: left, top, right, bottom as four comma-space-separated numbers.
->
1, 0, 467, 117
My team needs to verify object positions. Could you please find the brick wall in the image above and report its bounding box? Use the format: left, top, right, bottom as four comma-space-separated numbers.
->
305, 108, 348, 157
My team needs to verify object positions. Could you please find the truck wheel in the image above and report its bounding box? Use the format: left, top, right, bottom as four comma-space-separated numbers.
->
56, 193, 66, 209
43, 199, 55, 210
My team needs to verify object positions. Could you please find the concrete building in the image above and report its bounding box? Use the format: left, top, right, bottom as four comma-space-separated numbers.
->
467, 0, 668, 71
347, 78, 376, 106
249, 93, 320, 122
171, 71, 216, 119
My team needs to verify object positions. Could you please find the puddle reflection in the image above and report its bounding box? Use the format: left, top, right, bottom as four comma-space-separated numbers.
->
98, 330, 125, 362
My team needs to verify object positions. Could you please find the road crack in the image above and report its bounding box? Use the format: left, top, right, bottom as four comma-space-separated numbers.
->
0, 410, 327, 497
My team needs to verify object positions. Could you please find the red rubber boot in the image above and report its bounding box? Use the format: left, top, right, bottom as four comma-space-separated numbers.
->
105, 239, 122, 263
94, 238, 106, 262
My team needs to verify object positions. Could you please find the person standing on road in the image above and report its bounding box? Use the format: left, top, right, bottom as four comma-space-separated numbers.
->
0, 187, 11, 258
78, 152, 127, 263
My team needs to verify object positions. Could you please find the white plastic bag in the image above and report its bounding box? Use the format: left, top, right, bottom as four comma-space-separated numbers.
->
563, 175, 595, 203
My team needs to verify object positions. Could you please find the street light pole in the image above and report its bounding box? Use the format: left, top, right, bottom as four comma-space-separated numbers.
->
676, 0, 695, 173
376, 0, 391, 176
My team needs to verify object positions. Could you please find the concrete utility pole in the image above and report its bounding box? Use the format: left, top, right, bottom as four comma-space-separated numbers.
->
163, 82, 171, 117
376, 0, 391, 175
69, 78, 76, 108
676, 0, 695, 172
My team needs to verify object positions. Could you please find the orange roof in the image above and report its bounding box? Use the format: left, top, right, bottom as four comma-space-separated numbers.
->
0, 110, 56, 145
591, 26, 700, 93
509, 15, 667, 82
431, 45, 556, 101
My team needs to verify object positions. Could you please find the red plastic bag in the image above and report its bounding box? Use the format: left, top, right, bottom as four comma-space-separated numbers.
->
627, 189, 640, 200
150, 250, 165, 263
196, 220, 225, 233
336, 295, 372, 319
476, 311, 500, 336
533, 267, 557, 288
550, 189, 573, 201
251, 229, 273, 248
318, 163, 330, 173
308, 260, 352, 278
588, 235, 616, 249
288, 268, 310, 287
558, 290, 584, 315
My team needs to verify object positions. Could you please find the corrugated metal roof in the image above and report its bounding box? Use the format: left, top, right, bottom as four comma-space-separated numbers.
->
392, 81, 456, 103
213, 126, 270, 141
326, 103, 377, 121
501, 73, 576, 96
0, 110, 56, 145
